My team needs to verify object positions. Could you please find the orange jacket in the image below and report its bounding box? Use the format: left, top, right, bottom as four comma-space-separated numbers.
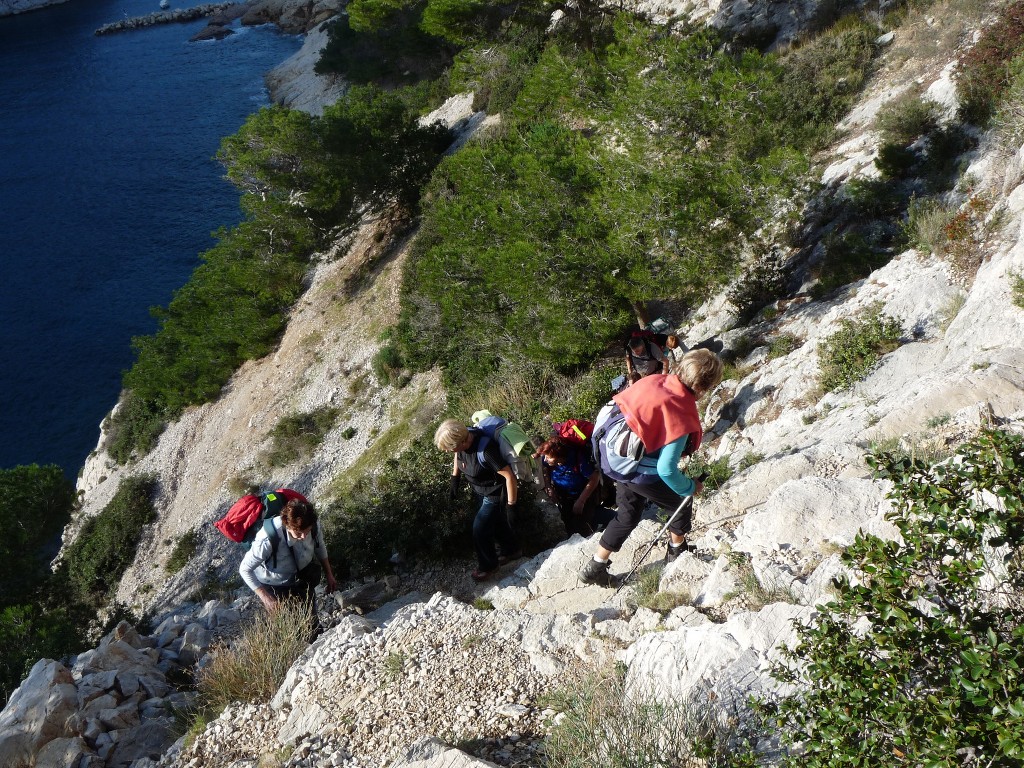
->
612, 374, 702, 454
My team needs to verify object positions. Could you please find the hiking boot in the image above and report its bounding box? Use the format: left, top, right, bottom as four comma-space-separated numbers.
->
471, 568, 498, 582
579, 558, 612, 587
665, 541, 690, 563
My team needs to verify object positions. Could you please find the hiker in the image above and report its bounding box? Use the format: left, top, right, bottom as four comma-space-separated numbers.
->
435, 419, 520, 582
664, 334, 688, 366
624, 334, 665, 385
580, 349, 724, 586
534, 436, 612, 538
239, 498, 338, 613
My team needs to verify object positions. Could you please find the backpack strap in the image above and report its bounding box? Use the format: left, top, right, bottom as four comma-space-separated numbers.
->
262, 517, 281, 570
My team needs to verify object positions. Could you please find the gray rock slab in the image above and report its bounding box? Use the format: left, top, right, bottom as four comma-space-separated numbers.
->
0, 659, 78, 768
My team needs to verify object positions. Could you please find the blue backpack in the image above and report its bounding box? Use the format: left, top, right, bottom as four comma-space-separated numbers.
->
592, 401, 646, 482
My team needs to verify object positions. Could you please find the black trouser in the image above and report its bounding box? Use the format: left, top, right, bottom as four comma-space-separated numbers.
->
598, 477, 691, 553
265, 561, 321, 600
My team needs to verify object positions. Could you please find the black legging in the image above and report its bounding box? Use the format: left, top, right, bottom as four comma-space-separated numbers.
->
598, 477, 691, 553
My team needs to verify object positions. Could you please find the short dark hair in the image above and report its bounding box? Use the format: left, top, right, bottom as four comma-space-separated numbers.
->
281, 499, 317, 530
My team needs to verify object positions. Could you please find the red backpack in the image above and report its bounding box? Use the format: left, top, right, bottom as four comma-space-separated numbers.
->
214, 488, 308, 544
553, 419, 594, 446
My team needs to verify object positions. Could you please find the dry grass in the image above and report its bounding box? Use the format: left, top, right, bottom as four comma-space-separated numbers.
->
195, 600, 311, 714
542, 668, 753, 767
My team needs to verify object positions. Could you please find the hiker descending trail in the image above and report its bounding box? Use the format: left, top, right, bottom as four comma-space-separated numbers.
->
435, 419, 522, 582
580, 349, 723, 586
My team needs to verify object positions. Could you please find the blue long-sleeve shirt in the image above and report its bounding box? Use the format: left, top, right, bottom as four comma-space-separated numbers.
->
635, 435, 695, 496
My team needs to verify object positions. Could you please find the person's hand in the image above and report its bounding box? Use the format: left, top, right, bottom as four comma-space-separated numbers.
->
449, 475, 461, 501
326, 574, 338, 594
257, 587, 278, 613
694, 480, 704, 496
572, 497, 586, 516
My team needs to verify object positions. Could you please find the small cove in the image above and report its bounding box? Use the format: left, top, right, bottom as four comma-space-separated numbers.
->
0, 0, 301, 474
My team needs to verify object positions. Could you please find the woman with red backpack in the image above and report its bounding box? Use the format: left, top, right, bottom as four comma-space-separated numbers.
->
534, 436, 613, 538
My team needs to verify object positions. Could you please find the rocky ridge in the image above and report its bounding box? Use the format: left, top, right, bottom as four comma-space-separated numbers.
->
0, 0, 68, 16
11, 1, 1024, 767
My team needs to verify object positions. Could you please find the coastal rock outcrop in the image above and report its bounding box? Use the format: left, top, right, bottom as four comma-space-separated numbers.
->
0, 0, 69, 17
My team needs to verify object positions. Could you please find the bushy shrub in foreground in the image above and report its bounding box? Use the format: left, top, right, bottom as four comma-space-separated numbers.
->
763, 430, 1024, 766
818, 306, 903, 391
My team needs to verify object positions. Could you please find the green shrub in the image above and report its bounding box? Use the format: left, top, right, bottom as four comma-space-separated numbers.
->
166, 530, 200, 574
764, 430, 1024, 767
448, 26, 545, 113
262, 406, 342, 468
686, 454, 732, 496
371, 343, 404, 384
767, 334, 799, 360
818, 307, 903, 391
63, 475, 157, 606
1012, 271, 1024, 309
776, 15, 879, 148
875, 93, 940, 146
396, 20, 810, 395
812, 229, 891, 298
903, 195, 956, 256
543, 669, 756, 767
0, 465, 76, 604
956, 2, 1024, 125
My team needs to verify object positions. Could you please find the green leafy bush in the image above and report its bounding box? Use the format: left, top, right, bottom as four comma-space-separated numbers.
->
956, 2, 1024, 125
903, 195, 956, 256
166, 529, 200, 574
875, 93, 940, 146
63, 475, 157, 606
262, 406, 342, 468
765, 430, 1024, 766
818, 307, 903, 391
397, 21, 809, 395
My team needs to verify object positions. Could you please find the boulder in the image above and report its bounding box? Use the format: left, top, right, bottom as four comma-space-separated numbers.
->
390, 737, 500, 767
177, 623, 213, 667
190, 24, 234, 41
0, 659, 78, 768
106, 720, 175, 767
34, 736, 90, 768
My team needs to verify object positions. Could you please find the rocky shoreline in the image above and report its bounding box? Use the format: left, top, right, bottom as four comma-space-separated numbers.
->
94, 3, 242, 36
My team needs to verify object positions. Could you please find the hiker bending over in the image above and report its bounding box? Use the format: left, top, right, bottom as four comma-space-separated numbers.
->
580, 349, 723, 586
240, 499, 338, 612
435, 419, 520, 582
624, 335, 665, 386
535, 436, 612, 538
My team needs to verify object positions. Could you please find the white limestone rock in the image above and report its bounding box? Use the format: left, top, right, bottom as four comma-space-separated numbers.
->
0, 659, 78, 768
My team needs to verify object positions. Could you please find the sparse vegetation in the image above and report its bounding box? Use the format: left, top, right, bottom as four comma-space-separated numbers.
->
1012, 271, 1024, 308
818, 307, 903, 391
194, 600, 310, 717
956, 1, 1024, 125
543, 669, 757, 767
262, 406, 342, 467
166, 529, 200, 574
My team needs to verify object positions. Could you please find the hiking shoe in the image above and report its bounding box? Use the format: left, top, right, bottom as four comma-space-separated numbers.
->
471, 568, 498, 582
579, 558, 612, 587
665, 541, 690, 563
498, 550, 523, 565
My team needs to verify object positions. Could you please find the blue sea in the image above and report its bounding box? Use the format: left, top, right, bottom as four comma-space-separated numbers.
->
0, 0, 302, 475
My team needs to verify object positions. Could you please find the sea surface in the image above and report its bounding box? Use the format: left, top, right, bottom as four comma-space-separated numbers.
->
0, 0, 301, 475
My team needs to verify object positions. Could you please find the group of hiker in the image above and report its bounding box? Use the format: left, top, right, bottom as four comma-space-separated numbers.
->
222, 328, 723, 606
434, 340, 722, 585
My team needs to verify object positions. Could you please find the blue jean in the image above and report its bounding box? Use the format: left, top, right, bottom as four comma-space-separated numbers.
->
473, 495, 518, 571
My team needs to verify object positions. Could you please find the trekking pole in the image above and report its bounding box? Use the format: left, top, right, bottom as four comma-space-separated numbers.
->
613, 471, 707, 596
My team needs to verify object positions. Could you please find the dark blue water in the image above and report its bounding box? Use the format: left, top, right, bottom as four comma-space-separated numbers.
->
0, 1, 301, 474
